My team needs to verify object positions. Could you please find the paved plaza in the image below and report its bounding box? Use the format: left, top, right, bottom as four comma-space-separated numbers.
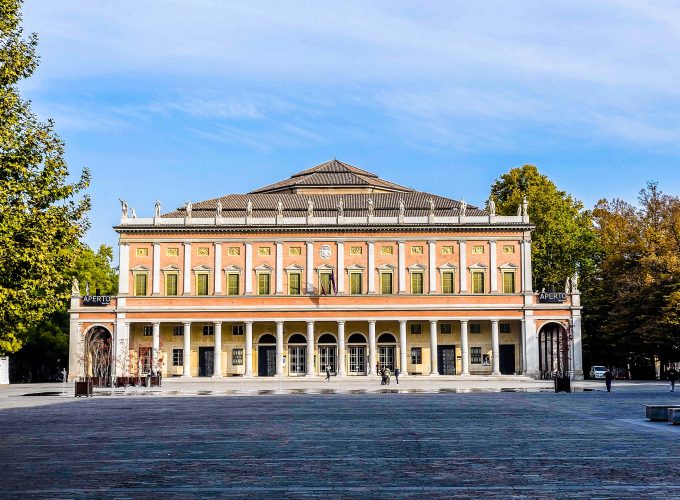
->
1, 380, 679, 498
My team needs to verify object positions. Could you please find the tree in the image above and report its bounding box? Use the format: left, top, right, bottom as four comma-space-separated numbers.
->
0, 0, 90, 355
489, 165, 598, 290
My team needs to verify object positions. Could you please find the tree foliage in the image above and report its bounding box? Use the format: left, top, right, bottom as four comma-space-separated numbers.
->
0, 0, 90, 355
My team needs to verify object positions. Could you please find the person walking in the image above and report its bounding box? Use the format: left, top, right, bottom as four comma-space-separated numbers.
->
325, 365, 331, 381
394, 367, 400, 385
604, 366, 613, 393
667, 367, 678, 392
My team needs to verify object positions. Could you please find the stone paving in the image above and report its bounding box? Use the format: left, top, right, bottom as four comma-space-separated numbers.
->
1, 381, 679, 498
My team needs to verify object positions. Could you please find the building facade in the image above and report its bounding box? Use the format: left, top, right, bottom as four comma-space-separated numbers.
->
68, 160, 583, 381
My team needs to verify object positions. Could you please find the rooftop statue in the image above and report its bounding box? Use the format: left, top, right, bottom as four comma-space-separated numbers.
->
119, 199, 128, 218
460, 199, 467, 218
246, 199, 252, 217
185, 201, 192, 218
488, 198, 496, 216
216, 200, 223, 218
71, 277, 80, 296
367, 198, 374, 217
337, 198, 344, 217
522, 197, 529, 217
428, 197, 435, 216
154, 200, 161, 218
399, 198, 405, 217
307, 198, 314, 217
517, 203, 522, 216
130, 207, 137, 218
277, 198, 283, 217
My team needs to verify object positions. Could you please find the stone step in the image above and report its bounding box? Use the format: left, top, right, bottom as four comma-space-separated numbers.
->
645, 405, 680, 421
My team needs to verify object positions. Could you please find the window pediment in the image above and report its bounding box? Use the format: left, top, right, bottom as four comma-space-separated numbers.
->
438, 263, 457, 270
315, 264, 335, 272
254, 264, 273, 272
285, 264, 304, 272
407, 263, 427, 272
192, 264, 212, 273
376, 264, 396, 271
468, 263, 488, 270
223, 265, 243, 274
161, 264, 180, 272
499, 262, 518, 269
131, 264, 150, 272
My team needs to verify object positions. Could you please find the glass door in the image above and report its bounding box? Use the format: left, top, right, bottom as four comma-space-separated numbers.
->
349, 346, 366, 374
379, 346, 395, 371
289, 346, 306, 375
319, 347, 336, 374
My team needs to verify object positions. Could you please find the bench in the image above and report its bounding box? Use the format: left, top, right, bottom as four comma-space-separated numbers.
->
645, 405, 680, 421
668, 408, 680, 425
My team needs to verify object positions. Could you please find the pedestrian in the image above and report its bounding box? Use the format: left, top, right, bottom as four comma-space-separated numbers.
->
384, 367, 391, 385
376, 362, 380, 377
604, 366, 613, 393
380, 367, 385, 385
394, 367, 400, 384
667, 366, 678, 392
325, 365, 331, 381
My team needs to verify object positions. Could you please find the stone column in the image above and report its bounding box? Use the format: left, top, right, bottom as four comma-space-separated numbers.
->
525, 240, 533, 292
152, 243, 161, 295
214, 242, 222, 294
428, 240, 437, 293
68, 318, 82, 381
524, 315, 538, 376
398, 241, 406, 293
491, 320, 500, 375
336, 241, 345, 294
275, 241, 283, 294
306, 241, 314, 294
367, 241, 375, 293
245, 321, 253, 376
368, 320, 376, 375
337, 321, 346, 376
571, 314, 583, 380
306, 321, 315, 375
458, 241, 467, 292
521, 319, 527, 374
399, 320, 408, 376
152, 322, 160, 373
183, 243, 192, 295
489, 240, 497, 292
118, 243, 129, 295
276, 321, 284, 377
429, 320, 438, 375
213, 322, 222, 377
183, 322, 191, 377
460, 320, 470, 375
244, 242, 253, 294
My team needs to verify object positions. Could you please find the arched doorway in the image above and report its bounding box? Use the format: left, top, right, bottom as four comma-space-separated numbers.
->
287, 333, 307, 376
347, 333, 367, 375
317, 333, 337, 375
84, 326, 113, 385
258, 333, 277, 377
377, 332, 396, 371
538, 322, 570, 377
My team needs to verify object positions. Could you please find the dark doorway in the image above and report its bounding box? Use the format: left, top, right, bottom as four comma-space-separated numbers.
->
258, 346, 276, 377
499, 344, 516, 375
438, 345, 456, 375
198, 347, 214, 377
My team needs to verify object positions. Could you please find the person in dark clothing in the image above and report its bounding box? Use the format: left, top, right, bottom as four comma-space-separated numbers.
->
325, 365, 331, 381
380, 368, 386, 385
394, 367, 400, 384
667, 367, 678, 392
604, 367, 613, 392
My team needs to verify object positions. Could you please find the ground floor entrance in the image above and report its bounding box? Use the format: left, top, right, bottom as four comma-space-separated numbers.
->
289, 346, 306, 375
499, 344, 516, 375
378, 346, 395, 371
438, 345, 456, 375
319, 346, 336, 374
258, 346, 276, 377
348, 346, 366, 375
198, 347, 214, 377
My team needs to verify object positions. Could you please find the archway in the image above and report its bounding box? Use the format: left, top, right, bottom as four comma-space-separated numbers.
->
257, 333, 277, 377
317, 333, 337, 375
377, 332, 397, 371
538, 322, 570, 377
84, 326, 113, 385
347, 332, 367, 375
287, 333, 307, 376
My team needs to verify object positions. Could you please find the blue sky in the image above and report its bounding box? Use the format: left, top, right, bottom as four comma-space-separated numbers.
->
20, 1, 680, 254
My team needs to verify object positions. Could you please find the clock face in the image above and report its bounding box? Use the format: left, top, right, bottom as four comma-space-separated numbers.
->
319, 245, 331, 260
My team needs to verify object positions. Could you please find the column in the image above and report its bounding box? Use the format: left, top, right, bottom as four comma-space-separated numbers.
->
214, 242, 222, 294
152, 322, 160, 373
399, 320, 408, 376
430, 320, 438, 375
275, 241, 283, 294
213, 322, 222, 377
306, 241, 314, 294
524, 240, 533, 292
244, 242, 253, 294
336, 241, 345, 294
524, 315, 538, 375
112, 317, 129, 379
572, 314, 583, 380
183, 322, 191, 377
183, 243, 192, 295
245, 321, 253, 376
276, 321, 284, 377
459, 241, 467, 292
489, 240, 497, 292
398, 241, 406, 293
306, 321, 315, 375
367, 241, 375, 293
337, 321, 346, 376
118, 243, 129, 295
152, 243, 161, 295
460, 320, 470, 375
521, 319, 527, 374
368, 320, 376, 375
68, 318, 81, 381
428, 241, 437, 293
491, 320, 500, 375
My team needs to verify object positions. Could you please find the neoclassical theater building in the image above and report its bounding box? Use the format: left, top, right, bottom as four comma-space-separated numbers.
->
68, 160, 583, 381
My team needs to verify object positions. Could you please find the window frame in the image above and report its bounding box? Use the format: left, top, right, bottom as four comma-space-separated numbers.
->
410, 323, 422, 335
471, 269, 486, 294
379, 271, 394, 295
288, 272, 302, 295
172, 325, 184, 336
173, 348, 183, 366
232, 324, 244, 336
410, 271, 424, 294
226, 273, 240, 296
471, 347, 482, 364
470, 323, 482, 334
165, 272, 179, 296
318, 271, 332, 295
500, 323, 511, 334
257, 272, 271, 295
202, 324, 214, 336
411, 347, 422, 364
133, 272, 148, 296
349, 271, 363, 295
440, 323, 452, 334
502, 270, 516, 294
196, 272, 210, 296
232, 348, 244, 365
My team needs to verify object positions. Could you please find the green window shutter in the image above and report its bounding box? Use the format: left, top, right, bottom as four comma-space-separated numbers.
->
197, 274, 209, 295
227, 274, 240, 295
350, 273, 362, 294
289, 273, 301, 295
135, 274, 147, 296
319, 273, 331, 294
472, 272, 485, 293
258, 274, 270, 295
503, 272, 515, 293
442, 272, 454, 294
381, 273, 393, 294
411, 273, 423, 294
166, 274, 178, 296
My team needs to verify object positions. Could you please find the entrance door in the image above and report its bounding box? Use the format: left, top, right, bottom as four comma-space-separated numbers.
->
289, 346, 306, 375
438, 345, 456, 375
258, 346, 276, 377
348, 346, 366, 374
199, 347, 214, 377
499, 344, 516, 375
319, 347, 336, 374
139, 347, 152, 375
379, 346, 395, 371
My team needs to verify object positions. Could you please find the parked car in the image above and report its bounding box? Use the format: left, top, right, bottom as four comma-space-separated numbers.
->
590, 365, 607, 379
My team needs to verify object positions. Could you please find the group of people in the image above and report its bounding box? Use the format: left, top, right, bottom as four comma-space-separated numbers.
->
603, 366, 678, 393
377, 363, 399, 385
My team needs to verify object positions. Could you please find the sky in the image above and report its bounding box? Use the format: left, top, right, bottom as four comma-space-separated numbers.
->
19, 0, 680, 255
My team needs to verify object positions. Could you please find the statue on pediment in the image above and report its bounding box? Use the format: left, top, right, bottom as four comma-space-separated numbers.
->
277, 198, 283, 217
130, 207, 137, 218
460, 199, 467, 217
517, 203, 522, 216
337, 198, 344, 217
71, 277, 80, 296
428, 197, 435, 216
522, 197, 528, 216
119, 199, 128, 218
488, 198, 496, 216
399, 198, 405, 217
154, 200, 161, 217
216, 200, 223, 218
367, 198, 374, 217
307, 198, 314, 217
185, 201, 192, 218
246, 199, 252, 217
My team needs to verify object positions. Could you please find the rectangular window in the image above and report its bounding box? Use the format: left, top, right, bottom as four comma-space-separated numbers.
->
411, 246, 423, 255
232, 325, 244, 336
411, 273, 424, 294
227, 274, 240, 295
196, 273, 209, 295
165, 273, 178, 296
173, 348, 183, 366
134, 273, 148, 296
289, 246, 302, 256
500, 323, 511, 334
173, 325, 184, 336
258, 273, 271, 295
288, 273, 301, 295
411, 347, 422, 364
502, 272, 516, 294
471, 347, 482, 364
472, 245, 484, 254
258, 247, 271, 256
143, 325, 152, 336
203, 325, 214, 336
472, 271, 485, 294
442, 245, 454, 255
319, 272, 331, 294
410, 323, 422, 335
136, 248, 149, 257
470, 323, 481, 334
440, 323, 452, 334
442, 271, 455, 294
380, 272, 393, 294
502, 245, 515, 254
232, 348, 244, 365
349, 272, 362, 295
350, 246, 363, 255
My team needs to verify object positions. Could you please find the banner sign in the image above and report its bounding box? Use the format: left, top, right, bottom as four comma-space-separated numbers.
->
82, 295, 111, 306
538, 292, 567, 303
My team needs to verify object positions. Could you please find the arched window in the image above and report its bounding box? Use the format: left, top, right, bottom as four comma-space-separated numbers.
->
259, 334, 276, 344
317, 333, 336, 344
288, 333, 307, 344
377, 333, 396, 343
347, 333, 367, 344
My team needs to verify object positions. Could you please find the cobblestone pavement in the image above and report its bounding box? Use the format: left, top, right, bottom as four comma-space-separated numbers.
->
1, 384, 679, 498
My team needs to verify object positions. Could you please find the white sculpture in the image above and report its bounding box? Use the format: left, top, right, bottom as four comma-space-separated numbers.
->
71, 277, 80, 296
119, 199, 128, 218
130, 207, 137, 218
460, 199, 467, 218
368, 198, 374, 217
571, 272, 579, 292
307, 198, 314, 217
428, 197, 435, 216
517, 203, 522, 216
488, 198, 496, 216
337, 198, 344, 217
185, 201, 192, 218
246, 199, 252, 217
85, 281, 90, 296
277, 198, 283, 217
154, 200, 161, 217
522, 197, 528, 216
399, 198, 405, 217
216, 200, 223, 218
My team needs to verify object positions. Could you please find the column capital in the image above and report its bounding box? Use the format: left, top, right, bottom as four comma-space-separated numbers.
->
428, 240, 436, 245
245, 241, 252, 247
275, 240, 283, 246
214, 241, 222, 246
213, 321, 222, 326
490, 319, 499, 325
430, 319, 437, 325
183, 321, 191, 327
276, 320, 284, 326
184, 242, 192, 246
399, 319, 407, 325
460, 319, 468, 325
244, 320, 254, 326
152, 321, 160, 326
306, 320, 315, 326
152, 242, 160, 247
367, 320, 376, 325
336, 320, 345, 326
397, 240, 406, 245
306, 240, 314, 246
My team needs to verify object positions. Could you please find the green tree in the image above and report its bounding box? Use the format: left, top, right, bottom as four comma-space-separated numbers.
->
0, 0, 90, 355
489, 165, 598, 290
